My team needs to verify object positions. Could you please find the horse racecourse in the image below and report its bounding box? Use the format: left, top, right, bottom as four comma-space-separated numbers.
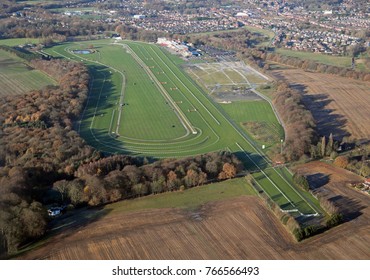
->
44, 40, 322, 217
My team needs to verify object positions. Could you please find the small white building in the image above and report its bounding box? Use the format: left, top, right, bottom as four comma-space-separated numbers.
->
133, 14, 146, 19
48, 208, 61, 217
236, 12, 248, 17
364, 178, 370, 187
157, 37, 170, 45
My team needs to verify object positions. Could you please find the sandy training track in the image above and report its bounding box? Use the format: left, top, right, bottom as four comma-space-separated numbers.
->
271, 68, 370, 141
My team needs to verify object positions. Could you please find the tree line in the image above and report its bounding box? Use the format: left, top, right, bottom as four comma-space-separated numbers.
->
333, 148, 370, 178
0, 45, 40, 61
264, 52, 370, 82
0, 58, 97, 256
0, 59, 98, 174
51, 152, 241, 207
272, 81, 316, 161
115, 24, 166, 42
188, 29, 270, 52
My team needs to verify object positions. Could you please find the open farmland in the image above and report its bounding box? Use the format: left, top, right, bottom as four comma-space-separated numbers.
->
0, 49, 56, 96
0, 38, 41, 46
271, 68, 370, 141
18, 196, 293, 260
17, 164, 370, 260
19, 181, 370, 259
43, 40, 321, 216
276, 48, 352, 68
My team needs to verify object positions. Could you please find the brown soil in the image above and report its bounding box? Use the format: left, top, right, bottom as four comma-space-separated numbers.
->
270, 68, 370, 141
19, 177, 370, 260
292, 161, 370, 259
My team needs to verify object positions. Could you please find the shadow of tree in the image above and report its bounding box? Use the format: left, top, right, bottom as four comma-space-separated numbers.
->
329, 195, 365, 222
83, 64, 118, 117
306, 173, 331, 190
11, 206, 113, 260
300, 90, 350, 141
257, 70, 352, 142
234, 151, 268, 171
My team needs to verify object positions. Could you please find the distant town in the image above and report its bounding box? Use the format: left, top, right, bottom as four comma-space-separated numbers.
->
6, 0, 368, 57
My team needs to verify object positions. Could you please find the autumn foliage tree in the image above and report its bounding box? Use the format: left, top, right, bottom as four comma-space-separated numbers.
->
52, 151, 242, 207
0, 59, 98, 175
218, 163, 237, 180
0, 167, 47, 254
0, 58, 96, 256
334, 156, 349, 168
272, 82, 316, 161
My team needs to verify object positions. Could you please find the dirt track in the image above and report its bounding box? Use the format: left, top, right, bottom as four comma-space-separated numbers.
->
20, 170, 370, 260
270, 68, 370, 141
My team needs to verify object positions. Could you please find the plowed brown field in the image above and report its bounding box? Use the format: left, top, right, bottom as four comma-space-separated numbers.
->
19, 181, 370, 260
271, 68, 370, 141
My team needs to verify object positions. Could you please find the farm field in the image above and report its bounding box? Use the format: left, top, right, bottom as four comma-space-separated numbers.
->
0, 38, 41, 46
18, 196, 293, 260
0, 49, 56, 96
271, 68, 370, 141
43, 40, 321, 216
276, 48, 352, 68
19, 174, 370, 260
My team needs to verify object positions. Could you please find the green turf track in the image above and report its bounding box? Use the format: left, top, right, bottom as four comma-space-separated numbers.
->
44, 40, 322, 216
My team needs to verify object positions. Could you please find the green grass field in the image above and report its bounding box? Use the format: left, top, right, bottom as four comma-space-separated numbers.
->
0, 38, 41, 46
87, 44, 187, 141
189, 25, 274, 47
106, 177, 256, 214
276, 48, 352, 67
355, 55, 370, 72
43, 39, 322, 217
243, 25, 275, 47
255, 83, 275, 100
220, 100, 284, 148
18, 0, 57, 4
0, 49, 57, 96
243, 25, 275, 38
50, 7, 96, 12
